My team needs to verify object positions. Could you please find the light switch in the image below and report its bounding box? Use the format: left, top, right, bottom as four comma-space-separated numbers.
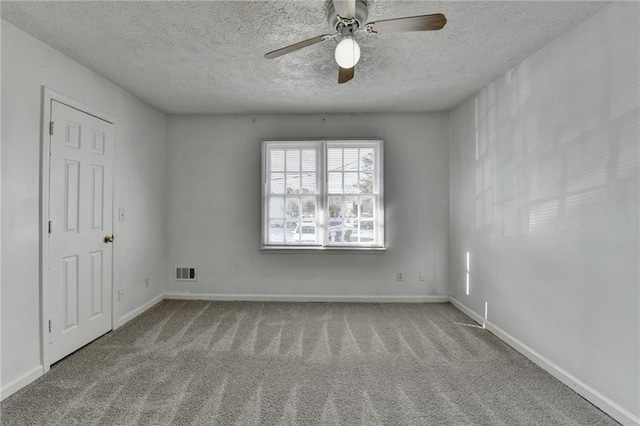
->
119, 208, 126, 221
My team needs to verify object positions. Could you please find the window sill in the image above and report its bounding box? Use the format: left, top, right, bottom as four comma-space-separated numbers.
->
260, 245, 387, 254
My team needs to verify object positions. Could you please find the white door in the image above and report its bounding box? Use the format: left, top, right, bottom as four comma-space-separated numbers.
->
48, 100, 114, 363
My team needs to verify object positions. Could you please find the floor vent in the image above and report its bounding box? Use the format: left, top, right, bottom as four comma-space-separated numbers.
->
176, 267, 197, 281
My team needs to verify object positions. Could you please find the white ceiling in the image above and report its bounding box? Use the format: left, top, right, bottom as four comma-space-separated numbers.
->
2, 1, 607, 114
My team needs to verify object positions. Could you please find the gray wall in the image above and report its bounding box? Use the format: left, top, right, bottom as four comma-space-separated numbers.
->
165, 113, 449, 299
448, 3, 639, 421
1, 21, 167, 394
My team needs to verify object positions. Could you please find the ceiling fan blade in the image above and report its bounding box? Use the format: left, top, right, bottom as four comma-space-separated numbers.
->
265, 34, 334, 59
333, 0, 356, 19
338, 66, 354, 84
368, 13, 447, 34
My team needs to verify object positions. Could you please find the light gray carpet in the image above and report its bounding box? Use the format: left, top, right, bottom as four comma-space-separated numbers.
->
1, 300, 617, 425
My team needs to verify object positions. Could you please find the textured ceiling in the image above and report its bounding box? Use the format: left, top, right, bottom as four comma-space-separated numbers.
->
2, 1, 607, 114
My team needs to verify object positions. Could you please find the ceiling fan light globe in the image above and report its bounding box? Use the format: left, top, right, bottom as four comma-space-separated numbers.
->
334, 37, 361, 69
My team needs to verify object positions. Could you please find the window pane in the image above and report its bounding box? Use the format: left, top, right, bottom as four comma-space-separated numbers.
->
359, 172, 373, 193
344, 173, 358, 194
269, 197, 284, 219
301, 172, 316, 194
327, 218, 343, 243
342, 227, 356, 243
301, 197, 316, 218
328, 172, 343, 193
285, 220, 298, 230
285, 197, 300, 220
328, 149, 342, 172
361, 197, 374, 218
360, 220, 374, 230
269, 219, 284, 244
344, 148, 358, 171
359, 148, 374, 172
286, 149, 300, 171
285, 222, 299, 243
345, 197, 358, 218
301, 150, 316, 171
301, 222, 317, 244
289, 222, 317, 244
270, 172, 285, 194
286, 173, 300, 194
355, 224, 375, 242
271, 150, 285, 172
328, 197, 343, 218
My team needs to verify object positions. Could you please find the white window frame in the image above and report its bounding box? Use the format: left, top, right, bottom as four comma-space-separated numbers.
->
261, 139, 385, 251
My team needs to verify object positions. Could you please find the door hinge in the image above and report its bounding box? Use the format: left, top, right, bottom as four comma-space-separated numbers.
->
49, 121, 54, 136
48, 320, 52, 333
48, 221, 52, 234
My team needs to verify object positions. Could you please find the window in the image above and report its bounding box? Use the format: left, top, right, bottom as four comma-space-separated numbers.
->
262, 139, 384, 249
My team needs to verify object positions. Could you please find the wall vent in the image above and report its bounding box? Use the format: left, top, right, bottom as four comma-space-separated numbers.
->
175, 267, 197, 281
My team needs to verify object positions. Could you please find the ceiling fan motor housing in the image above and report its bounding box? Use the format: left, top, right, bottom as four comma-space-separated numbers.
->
327, 0, 369, 31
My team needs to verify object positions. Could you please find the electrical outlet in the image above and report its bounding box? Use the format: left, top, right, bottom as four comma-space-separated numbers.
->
144, 276, 150, 287
397, 271, 403, 281
419, 271, 426, 281
118, 288, 125, 301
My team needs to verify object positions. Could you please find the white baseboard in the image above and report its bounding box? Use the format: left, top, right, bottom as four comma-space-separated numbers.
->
449, 297, 486, 326
1, 365, 43, 401
115, 293, 164, 329
164, 292, 449, 303
449, 297, 640, 426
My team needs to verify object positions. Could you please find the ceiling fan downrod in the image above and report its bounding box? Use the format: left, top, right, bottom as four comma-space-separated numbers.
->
327, 0, 369, 32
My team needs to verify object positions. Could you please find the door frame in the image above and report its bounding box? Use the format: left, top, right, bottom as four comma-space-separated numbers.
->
39, 87, 118, 372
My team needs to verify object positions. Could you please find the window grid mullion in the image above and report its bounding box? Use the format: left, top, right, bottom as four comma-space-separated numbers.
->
341, 148, 345, 198
284, 150, 291, 244
299, 149, 302, 245
357, 195, 361, 243
326, 148, 332, 245
320, 142, 325, 245
356, 148, 360, 244
341, 148, 345, 245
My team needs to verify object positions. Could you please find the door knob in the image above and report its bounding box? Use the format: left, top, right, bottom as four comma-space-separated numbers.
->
104, 235, 115, 243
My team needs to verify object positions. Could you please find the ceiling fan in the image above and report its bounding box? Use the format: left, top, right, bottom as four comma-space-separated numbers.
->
264, 0, 447, 84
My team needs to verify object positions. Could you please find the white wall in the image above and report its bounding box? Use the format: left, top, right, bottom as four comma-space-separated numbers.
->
448, 3, 639, 424
1, 21, 166, 397
166, 113, 449, 299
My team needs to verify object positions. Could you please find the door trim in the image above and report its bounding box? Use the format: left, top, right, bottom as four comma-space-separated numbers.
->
40, 87, 118, 372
